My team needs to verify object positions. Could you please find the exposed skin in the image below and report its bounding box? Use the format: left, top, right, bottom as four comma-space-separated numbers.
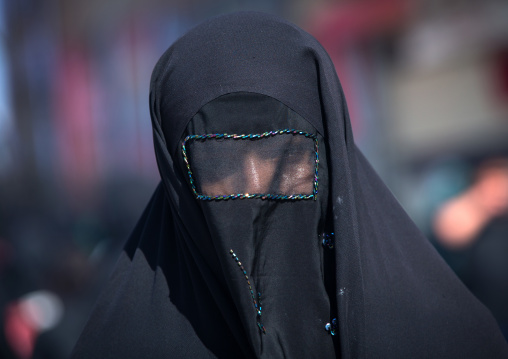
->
201, 136, 314, 197
434, 159, 508, 249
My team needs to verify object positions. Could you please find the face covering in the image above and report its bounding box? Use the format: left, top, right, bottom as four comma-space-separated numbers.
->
180, 92, 335, 357
71, 11, 508, 359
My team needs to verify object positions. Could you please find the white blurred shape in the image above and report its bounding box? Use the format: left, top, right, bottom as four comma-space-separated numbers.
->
19, 290, 64, 332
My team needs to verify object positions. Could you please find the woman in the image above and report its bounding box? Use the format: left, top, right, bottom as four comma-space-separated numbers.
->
72, 12, 508, 358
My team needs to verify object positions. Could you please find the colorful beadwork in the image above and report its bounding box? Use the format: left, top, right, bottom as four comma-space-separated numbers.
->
321, 232, 334, 249
182, 129, 319, 201
325, 318, 338, 336
230, 249, 266, 334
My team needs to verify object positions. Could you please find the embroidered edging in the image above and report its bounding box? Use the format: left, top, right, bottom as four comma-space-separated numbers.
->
181, 129, 319, 201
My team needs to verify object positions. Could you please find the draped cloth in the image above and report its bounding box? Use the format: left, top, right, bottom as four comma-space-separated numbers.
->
71, 12, 508, 358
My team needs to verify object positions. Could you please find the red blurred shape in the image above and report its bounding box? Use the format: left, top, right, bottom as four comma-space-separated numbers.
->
4, 303, 37, 359
309, 0, 410, 50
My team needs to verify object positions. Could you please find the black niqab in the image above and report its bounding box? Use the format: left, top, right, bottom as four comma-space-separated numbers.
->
72, 12, 508, 358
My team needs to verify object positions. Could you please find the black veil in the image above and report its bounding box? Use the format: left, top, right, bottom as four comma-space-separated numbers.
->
71, 12, 508, 358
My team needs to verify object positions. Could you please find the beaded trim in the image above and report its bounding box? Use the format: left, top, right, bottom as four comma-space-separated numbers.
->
325, 318, 338, 336
182, 129, 319, 201
230, 249, 266, 334
321, 232, 334, 249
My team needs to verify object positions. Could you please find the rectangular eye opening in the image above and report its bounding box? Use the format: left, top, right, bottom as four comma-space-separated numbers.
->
181, 129, 319, 201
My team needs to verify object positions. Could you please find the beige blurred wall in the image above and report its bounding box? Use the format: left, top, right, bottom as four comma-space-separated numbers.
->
391, 56, 508, 160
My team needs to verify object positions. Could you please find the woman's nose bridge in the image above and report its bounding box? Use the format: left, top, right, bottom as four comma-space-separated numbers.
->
244, 151, 275, 193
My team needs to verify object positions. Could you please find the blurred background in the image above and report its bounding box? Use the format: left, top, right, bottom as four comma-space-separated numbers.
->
1, 0, 508, 357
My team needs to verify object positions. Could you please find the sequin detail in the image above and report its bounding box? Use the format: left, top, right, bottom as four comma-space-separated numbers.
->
321, 232, 334, 249
325, 318, 338, 336
230, 249, 266, 334
182, 129, 319, 201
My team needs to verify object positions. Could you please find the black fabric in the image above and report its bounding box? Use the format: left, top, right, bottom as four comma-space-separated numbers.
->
71, 12, 508, 358
436, 215, 508, 340
180, 93, 333, 357
186, 94, 318, 198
